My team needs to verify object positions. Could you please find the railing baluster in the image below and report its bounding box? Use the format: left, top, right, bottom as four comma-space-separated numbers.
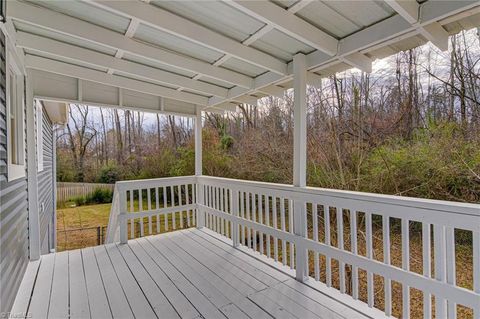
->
351, 210, 358, 300
337, 207, 345, 293
148, 188, 152, 235
402, 218, 410, 318
129, 190, 134, 239
215, 187, 219, 233
313, 204, 319, 281
207, 186, 213, 230
139, 189, 144, 237
185, 184, 190, 227
273, 196, 278, 262
293, 198, 307, 280
163, 187, 168, 231
252, 193, 257, 251
325, 207, 331, 287
155, 187, 160, 233
280, 198, 287, 266
289, 199, 294, 269
366, 212, 373, 308
259, 194, 264, 255
265, 195, 271, 259
446, 227, 456, 319
434, 224, 447, 318
179, 185, 184, 229
192, 184, 197, 226
220, 188, 225, 236
422, 223, 431, 319
383, 215, 391, 316
246, 192, 251, 248
473, 231, 480, 319
240, 191, 245, 246
171, 186, 176, 230
232, 189, 239, 247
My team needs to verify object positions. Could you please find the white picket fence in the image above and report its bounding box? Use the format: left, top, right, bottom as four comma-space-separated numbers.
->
106, 175, 480, 319
57, 182, 115, 202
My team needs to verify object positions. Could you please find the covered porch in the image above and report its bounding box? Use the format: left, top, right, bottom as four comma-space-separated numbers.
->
11, 174, 480, 318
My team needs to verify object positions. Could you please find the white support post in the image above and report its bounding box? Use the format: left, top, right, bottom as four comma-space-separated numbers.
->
195, 106, 203, 176
26, 71, 41, 260
195, 106, 205, 229
293, 53, 307, 187
292, 53, 308, 282
119, 189, 128, 244
52, 127, 57, 252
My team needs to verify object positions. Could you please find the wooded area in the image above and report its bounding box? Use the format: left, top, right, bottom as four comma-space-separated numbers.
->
57, 30, 480, 203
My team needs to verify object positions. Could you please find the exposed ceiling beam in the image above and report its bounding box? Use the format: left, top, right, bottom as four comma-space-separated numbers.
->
210, 0, 478, 107
9, 0, 254, 89
420, 22, 449, 51
17, 32, 229, 98
384, 0, 449, 51
226, 0, 338, 56
191, 0, 310, 84
89, 0, 287, 76
25, 55, 209, 105
384, 0, 418, 24
226, 0, 373, 73
339, 53, 373, 73
258, 85, 287, 99
107, 17, 140, 74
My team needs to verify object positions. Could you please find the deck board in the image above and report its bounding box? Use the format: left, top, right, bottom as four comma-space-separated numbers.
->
15, 228, 373, 319
127, 240, 200, 319
138, 237, 226, 319
28, 253, 55, 319
93, 245, 133, 318
104, 243, 157, 318
81, 247, 111, 319
168, 232, 265, 293
48, 251, 69, 318
116, 242, 180, 318
68, 250, 90, 319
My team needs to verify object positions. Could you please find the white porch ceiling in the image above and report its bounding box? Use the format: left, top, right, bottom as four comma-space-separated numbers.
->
6, 0, 480, 116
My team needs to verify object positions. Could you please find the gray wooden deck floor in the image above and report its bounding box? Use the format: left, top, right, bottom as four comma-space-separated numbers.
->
11, 228, 371, 319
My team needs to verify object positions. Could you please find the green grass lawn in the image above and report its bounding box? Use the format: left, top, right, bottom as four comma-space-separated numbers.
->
56, 203, 112, 252
57, 203, 112, 230
56, 202, 195, 251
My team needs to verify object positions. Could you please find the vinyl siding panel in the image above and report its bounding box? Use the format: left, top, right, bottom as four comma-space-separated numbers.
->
0, 31, 29, 314
38, 109, 54, 255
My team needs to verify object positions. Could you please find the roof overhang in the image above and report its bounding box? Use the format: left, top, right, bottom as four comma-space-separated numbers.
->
42, 100, 69, 126
5, 0, 480, 116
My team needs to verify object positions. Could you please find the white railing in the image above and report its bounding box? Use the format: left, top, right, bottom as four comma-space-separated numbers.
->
106, 175, 480, 319
105, 176, 197, 244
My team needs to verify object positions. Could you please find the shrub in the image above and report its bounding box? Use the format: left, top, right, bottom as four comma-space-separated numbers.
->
72, 195, 87, 206
97, 164, 122, 184
70, 188, 114, 206
86, 188, 114, 204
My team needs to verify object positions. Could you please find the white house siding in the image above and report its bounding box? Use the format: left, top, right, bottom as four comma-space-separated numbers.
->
0, 31, 29, 314
38, 108, 54, 255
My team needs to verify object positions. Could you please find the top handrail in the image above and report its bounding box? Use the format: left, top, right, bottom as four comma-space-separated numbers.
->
105, 175, 480, 244
197, 175, 480, 216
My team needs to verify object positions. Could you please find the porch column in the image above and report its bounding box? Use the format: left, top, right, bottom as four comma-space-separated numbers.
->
195, 106, 202, 176
292, 53, 308, 282
195, 106, 205, 228
26, 71, 41, 260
